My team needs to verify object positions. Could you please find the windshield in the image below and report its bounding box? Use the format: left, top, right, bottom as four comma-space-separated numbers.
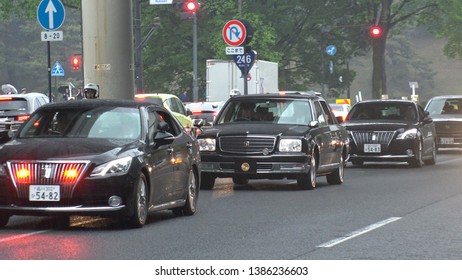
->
426, 98, 462, 115
18, 107, 141, 140
216, 99, 313, 125
348, 102, 417, 121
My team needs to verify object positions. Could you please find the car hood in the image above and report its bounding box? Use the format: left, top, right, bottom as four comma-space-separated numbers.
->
342, 120, 416, 131
201, 123, 311, 137
0, 138, 141, 164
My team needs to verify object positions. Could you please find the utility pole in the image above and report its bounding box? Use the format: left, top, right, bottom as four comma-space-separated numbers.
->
81, 0, 135, 99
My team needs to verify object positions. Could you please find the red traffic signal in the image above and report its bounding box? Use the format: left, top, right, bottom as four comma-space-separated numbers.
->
71, 56, 80, 70
184, 0, 198, 13
369, 25, 382, 38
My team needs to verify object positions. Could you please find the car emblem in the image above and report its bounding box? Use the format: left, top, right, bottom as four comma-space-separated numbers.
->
371, 134, 377, 142
241, 162, 250, 172
243, 141, 250, 147
262, 148, 269, 155
41, 164, 53, 179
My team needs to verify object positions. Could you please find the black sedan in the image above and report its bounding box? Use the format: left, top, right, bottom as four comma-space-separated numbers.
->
342, 99, 436, 167
424, 95, 462, 150
0, 99, 201, 228
197, 93, 350, 190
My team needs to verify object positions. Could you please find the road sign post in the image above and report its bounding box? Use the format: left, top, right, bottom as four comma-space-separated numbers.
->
37, 0, 66, 102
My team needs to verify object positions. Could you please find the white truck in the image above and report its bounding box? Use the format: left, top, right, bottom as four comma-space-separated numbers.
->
205, 59, 278, 102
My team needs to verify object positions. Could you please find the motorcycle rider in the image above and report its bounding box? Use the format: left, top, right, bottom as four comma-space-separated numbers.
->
84, 83, 99, 99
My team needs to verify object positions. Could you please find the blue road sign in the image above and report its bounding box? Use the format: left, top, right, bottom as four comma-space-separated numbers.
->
51, 61, 65, 77
37, 0, 65, 30
326, 45, 337, 56
233, 51, 256, 75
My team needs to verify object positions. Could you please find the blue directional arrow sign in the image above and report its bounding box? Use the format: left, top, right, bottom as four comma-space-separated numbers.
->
233, 51, 256, 75
326, 45, 337, 56
37, 0, 66, 31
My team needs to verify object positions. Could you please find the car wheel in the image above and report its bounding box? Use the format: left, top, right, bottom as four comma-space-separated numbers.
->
424, 139, 437, 165
409, 140, 424, 168
297, 151, 316, 190
326, 154, 344, 185
173, 169, 198, 216
126, 173, 148, 228
0, 214, 10, 228
232, 177, 249, 185
200, 173, 215, 189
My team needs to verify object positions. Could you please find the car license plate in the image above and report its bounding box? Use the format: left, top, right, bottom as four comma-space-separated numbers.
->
440, 137, 454, 144
29, 185, 60, 201
364, 143, 381, 153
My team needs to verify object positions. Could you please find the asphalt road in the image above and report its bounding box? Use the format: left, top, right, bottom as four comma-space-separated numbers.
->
1, 150, 462, 260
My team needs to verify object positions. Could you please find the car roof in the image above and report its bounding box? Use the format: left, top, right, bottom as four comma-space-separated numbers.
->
428, 95, 462, 100
37, 98, 163, 111
135, 93, 178, 100
0, 92, 48, 100
229, 92, 325, 101
354, 99, 417, 105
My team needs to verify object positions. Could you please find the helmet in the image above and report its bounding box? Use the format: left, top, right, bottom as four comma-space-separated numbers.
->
84, 83, 99, 99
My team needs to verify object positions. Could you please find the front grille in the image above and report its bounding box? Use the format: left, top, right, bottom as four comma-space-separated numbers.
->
7, 160, 90, 199
351, 131, 395, 150
219, 136, 276, 154
434, 121, 462, 138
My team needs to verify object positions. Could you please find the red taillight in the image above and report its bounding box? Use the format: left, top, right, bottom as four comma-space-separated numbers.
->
0, 97, 13, 101
17, 115, 30, 122
191, 110, 203, 115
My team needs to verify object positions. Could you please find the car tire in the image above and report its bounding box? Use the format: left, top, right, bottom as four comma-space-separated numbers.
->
424, 139, 437, 165
125, 173, 148, 228
326, 154, 344, 185
409, 140, 424, 168
232, 177, 249, 185
200, 173, 215, 189
297, 151, 316, 190
0, 214, 10, 228
173, 169, 198, 216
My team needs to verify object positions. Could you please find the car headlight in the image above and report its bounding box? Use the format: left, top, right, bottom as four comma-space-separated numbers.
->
396, 128, 419, 139
279, 139, 302, 152
198, 138, 216, 151
90, 157, 132, 177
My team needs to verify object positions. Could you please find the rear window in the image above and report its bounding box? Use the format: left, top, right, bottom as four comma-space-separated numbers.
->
0, 98, 28, 115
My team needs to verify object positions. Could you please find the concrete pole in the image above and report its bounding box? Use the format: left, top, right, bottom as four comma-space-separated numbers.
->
81, 0, 135, 100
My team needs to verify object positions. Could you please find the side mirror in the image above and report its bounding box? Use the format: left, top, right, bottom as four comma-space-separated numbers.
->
151, 121, 175, 146
335, 116, 344, 123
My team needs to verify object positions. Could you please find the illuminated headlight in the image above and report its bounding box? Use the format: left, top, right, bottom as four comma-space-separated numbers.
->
397, 128, 418, 139
0, 165, 6, 177
90, 157, 132, 177
279, 139, 302, 152
198, 138, 216, 151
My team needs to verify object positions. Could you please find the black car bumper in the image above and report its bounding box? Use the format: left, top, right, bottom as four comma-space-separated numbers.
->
0, 173, 136, 217
200, 153, 311, 179
349, 138, 418, 162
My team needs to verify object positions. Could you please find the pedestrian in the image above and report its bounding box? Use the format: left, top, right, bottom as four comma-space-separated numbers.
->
75, 87, 84, 100
63, 88, 70, 101
179, 90, 189, 102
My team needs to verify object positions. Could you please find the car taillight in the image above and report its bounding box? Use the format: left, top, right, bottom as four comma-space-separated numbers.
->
192, 110, 202, 115
0, 97, 13, 101
17, 115, 30, 122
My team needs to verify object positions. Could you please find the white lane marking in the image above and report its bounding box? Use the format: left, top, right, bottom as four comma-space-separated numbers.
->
317, 217, 402, 248
0, 230, 49, 243
0, 217, 106, 243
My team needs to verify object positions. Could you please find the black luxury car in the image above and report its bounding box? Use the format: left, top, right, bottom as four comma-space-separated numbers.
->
197, 92, 350, 190
0, 99, 201, 228
424, 95, 462, 150
342, 99, 436, 167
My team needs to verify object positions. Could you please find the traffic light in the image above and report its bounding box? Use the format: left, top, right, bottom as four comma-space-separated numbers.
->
369, 25, 382, 38
184, 0, 198, 13
71, 56, 80, 70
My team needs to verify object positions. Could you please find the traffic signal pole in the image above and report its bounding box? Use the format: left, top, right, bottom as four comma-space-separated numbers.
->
81, 0, 135, 100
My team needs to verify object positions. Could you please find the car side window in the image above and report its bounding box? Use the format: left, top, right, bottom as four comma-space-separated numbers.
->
320, 101, 336, 124
314, 101, 326, 125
